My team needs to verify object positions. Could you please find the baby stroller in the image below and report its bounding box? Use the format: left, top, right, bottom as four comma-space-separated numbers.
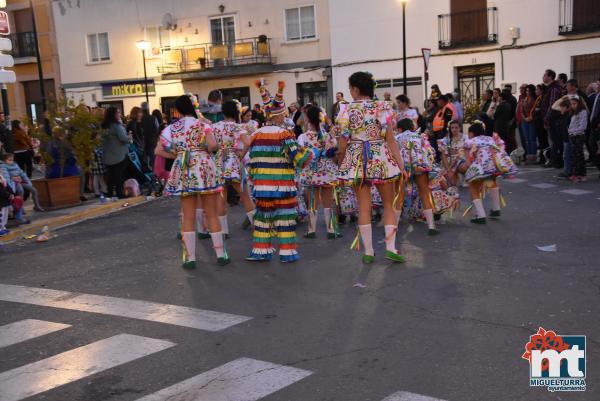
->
126, 143, 164, 196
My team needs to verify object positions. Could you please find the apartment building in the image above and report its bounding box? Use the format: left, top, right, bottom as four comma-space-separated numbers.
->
3, 0, 60, 120
52, 0, 332, 117
330, 0, 600, 107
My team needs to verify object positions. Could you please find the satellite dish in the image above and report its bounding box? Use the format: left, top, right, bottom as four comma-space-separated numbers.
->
162, 13, 178, 31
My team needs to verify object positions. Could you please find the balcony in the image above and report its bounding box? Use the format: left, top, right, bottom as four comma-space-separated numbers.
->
11, 32, 36, 59
559, 0, 600, 35
157, 37, 275, 80
438, 7, 498, 49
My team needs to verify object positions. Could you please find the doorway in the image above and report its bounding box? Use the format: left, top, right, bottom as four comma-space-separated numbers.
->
296, 81, 328, 108
457, 64, 495, 105
160, 96, 178, 122
219, 87, 250, 106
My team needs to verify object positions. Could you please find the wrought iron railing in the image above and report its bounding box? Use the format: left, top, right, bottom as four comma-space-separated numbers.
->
438, 7, 498, 49
157, 37, 273, 74
559, 0, 600, 34
11, 32, 36, 58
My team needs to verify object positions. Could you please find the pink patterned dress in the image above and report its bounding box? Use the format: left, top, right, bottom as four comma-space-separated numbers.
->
464, 134, 518, 182
160, 116, 221, 195
394, 130, 434, 175
297, 130, 338, 187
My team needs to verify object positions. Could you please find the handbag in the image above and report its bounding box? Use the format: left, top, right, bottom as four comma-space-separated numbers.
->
11, 195, 24, 211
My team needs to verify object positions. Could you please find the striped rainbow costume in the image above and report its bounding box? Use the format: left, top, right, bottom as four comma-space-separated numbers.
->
246, 81, 313, 263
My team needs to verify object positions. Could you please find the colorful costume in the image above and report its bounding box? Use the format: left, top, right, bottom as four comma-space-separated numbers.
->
212, 120, 248, 183
464, 134, 518, 183
395, 129, 434, 175
246, 81, 313, 262
161, 116, 221, 195
337, 100, 401, 185
438, 134, 468, 174
297, 130, 338, 187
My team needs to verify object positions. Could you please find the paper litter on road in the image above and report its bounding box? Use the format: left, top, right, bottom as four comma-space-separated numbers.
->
536, 244, 557, 252
353, 283, 367, 288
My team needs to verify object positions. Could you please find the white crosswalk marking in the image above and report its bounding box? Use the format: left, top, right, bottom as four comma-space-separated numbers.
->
382, 391, 447, 401
529, 183, 557, 189
504, 178, 527, 183
0, 319, 71, 349
560, 189, 593, 196
0, 284, 252, 331
135, 358, 312, 401
0, 334, 175, 401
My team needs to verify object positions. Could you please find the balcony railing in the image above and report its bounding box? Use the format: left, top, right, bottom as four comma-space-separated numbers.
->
438, 7, 498, 49
11, 32, 36, 58
559, 0, 600, 35
157, 37, 273, 75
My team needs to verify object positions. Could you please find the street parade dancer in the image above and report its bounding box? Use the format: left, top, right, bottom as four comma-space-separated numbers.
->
245, 79, 314, 263
464, 121, 518, 224
156, 94, 230, 268
297, 105, 342, 239
212, 100, 256, 238
438, 120, 469, 187
337, 72, 407, 264
394, 118, 439, 235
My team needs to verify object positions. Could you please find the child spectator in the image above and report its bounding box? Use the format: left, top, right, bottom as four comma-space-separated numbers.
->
554, 99, 572, 180
0, 164, 13, 236
90, 146, 107, 197
0, 153, 44, 211
568, 96, 588, 182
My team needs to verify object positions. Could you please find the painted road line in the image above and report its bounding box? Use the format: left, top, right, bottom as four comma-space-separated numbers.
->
504, 178, 527, 183
382, 391, 447, 401
0, 334, 175, 401
529, 183, 557, 189
0, 284, 252, 331
560, 189, 593, 196
135, 357, 312, 401
0, 319, 71, 349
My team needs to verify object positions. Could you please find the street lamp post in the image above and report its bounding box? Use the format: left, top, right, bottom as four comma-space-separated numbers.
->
136, 40, 150, 105
400, 0, 408, 95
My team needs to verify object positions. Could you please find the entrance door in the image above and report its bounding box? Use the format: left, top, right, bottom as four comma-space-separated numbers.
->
457, 64, 495, 106
296, 81, 328, 108
210, 16, 235, 66
160, 96, 178, 122
219, 87, 250, 106
23, 79, 55, 122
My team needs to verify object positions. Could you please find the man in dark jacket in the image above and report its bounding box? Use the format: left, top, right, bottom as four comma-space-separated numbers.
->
141, 102, 158, 167
541, 69, 564, 168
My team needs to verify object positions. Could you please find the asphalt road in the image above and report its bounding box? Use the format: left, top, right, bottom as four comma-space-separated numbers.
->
0, 166, 599, 401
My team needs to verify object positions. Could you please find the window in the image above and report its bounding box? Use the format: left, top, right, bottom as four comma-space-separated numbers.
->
145, 27, 171, 57
87, 32, 110, 63
572, 53, 600, 88
285, 5, 316, 41
210, 16, 235, 44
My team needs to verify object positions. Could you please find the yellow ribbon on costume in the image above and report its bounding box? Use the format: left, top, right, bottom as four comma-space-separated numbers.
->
350, 229, 361, 251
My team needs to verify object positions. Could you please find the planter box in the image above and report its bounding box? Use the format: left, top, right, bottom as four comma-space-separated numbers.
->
32, 176, 82, 210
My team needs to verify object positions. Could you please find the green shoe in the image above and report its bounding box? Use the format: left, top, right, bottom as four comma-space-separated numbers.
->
470, 217, 487, 224
304, 232, 316, 239
385, 250, 406, 263
182, 260, 197, 269
489, 210, 501, 219
427, 228, 440, 236
197, 232, 211, 240
362, 254, 375, 264
327, 232, 343, 239
217, 256, 231, 266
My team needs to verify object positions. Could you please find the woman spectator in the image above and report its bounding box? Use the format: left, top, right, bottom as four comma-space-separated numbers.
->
152, 109, 166, 133
102, 107, 130, 199
521, 85, 538, 164
568, 96, 588, 182
532, 84, 548, 164
12, 120, 34, 178
494, 91, 513, 152
395, 94, 419, 126
126, 106, 144, 151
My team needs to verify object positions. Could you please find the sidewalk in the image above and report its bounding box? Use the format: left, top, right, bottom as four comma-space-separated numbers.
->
1, 196, 153, 244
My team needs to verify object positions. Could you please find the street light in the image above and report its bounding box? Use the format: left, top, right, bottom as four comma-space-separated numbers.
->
136, 40, 151, 105
398, 0, 408, 95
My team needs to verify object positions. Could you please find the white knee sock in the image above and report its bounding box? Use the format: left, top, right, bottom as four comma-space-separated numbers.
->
196, 209, 207, 233
423, 209, 436, 230
473, 199, 486, 218
246, 209, 256, 225
358, 224, 374, 256
308, 211, 317, 233
489, 188, 501, 211
323, 208, 333, 233
182, 232, 196, 261
384, 225, 397, 253
0, 207, 8, 230
218, 215, 229, 235
210, 232, 225, 258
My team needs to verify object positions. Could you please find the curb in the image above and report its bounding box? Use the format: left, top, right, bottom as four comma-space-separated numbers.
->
0, 196, 153, 244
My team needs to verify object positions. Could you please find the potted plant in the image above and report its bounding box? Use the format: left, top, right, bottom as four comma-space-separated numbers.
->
30, 98, 102, 209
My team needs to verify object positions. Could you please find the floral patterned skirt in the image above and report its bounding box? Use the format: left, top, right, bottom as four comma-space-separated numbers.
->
338, 140, 401, 185
465, 148, 518, 182
299, 157, 338, 187
165, 151, 222, 196
222, 151, 243, 182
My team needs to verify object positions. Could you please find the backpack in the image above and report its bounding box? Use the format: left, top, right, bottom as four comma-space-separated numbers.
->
123, 178, 141, 198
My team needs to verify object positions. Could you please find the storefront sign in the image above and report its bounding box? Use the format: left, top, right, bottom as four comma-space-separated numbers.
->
101, 79, 155, 98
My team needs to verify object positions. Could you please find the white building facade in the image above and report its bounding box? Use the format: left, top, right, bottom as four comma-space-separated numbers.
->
330, 0, 600, 108
52, 0, 332, 117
